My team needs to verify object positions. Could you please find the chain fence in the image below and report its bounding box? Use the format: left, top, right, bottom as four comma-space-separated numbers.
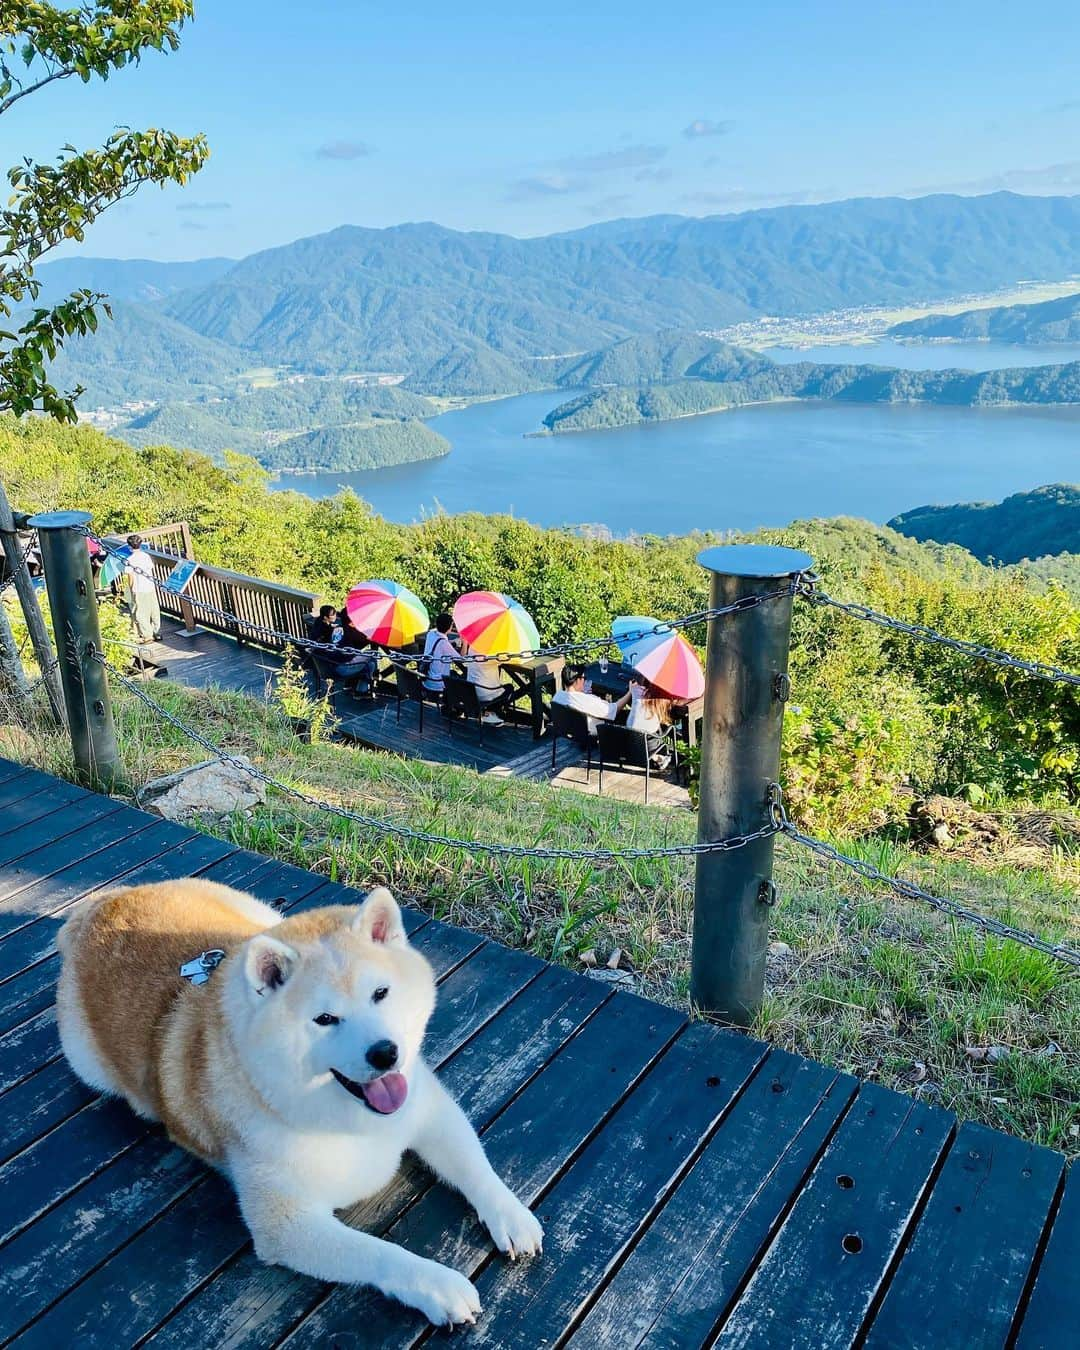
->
84, 529, 794, 665
0, 536, 36, 597
92, 653, 1080, 969
19, 519, 1075, 967
799, 574, 1080, 688
780, 819, 1080, 970
96, 654, 781, 862
86, 530, 1080, 686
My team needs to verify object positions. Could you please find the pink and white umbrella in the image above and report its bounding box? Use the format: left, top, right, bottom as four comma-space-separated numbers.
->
612, 615, 704, 700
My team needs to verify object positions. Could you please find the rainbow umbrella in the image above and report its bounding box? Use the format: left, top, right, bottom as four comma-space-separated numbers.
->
346, 580, 429, 648
611, 615, 669, 663
453, 591, 540, 657
98, 544, 131, 589
612, 615, 704, 700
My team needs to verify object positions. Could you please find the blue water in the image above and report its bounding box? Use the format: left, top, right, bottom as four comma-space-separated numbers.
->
276, 342, 1080, 535
767, 339, 1080, 371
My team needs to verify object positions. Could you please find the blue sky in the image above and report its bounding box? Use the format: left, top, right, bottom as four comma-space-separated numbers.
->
5, 0, 1080, 261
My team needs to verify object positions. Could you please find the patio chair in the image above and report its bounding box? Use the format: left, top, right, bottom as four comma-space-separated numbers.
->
310, 649, 375, 698
549, 701, 597, 779
442, 675, 492, 742
596, 722, 668, 804
394, 664, 441, 733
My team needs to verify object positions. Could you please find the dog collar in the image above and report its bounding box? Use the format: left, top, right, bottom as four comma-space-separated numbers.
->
179, 949, 226, 986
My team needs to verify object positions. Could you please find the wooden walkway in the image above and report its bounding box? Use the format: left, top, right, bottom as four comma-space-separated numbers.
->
141, 620, 691, 809
0, 756, 1074, 1348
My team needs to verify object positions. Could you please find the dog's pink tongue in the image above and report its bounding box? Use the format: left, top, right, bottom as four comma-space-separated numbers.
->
361, 1072, 408, 1114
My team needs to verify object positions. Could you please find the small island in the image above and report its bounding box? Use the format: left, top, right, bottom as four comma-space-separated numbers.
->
538, 332, 1080, 433
115, 379, 449, 472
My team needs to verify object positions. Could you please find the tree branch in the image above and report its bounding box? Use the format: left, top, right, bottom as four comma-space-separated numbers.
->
0, 66, 74, 116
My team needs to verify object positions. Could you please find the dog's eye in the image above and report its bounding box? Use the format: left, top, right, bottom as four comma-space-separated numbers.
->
313, 1013, 340, 1027
372, 986, 389, 1004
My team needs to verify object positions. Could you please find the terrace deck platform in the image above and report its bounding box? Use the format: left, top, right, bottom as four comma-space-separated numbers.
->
139, 620, 692, 809
0, 756, 1074, 1348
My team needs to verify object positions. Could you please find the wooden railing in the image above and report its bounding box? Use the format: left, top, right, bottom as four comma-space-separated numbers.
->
134, 520, 193, 559
109, 521, 320, 652
147, 552, 319, 650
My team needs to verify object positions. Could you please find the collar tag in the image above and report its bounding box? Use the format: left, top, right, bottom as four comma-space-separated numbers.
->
179, 949, 226, 986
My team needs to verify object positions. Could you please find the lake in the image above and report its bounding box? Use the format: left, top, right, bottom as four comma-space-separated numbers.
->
767, 339, 1080, 371
276, 341, 1080, 535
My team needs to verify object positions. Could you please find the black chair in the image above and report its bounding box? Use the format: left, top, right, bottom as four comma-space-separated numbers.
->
596, 722, 661, 803
310, 648, 375, 698
549, 701, 597, 779
442, 674, 491, 741
309, 650, 342, 693
394, 664, 441, 732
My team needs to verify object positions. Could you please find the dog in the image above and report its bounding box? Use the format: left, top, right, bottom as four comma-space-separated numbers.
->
56, 878, 542, 1326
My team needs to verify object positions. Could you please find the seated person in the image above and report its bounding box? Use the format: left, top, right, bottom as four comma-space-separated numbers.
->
334, 610, 379, 690
308, 604, 376, 690
464, 644, 514, 728
309, 603, 343, 646
422, 612, 459, 693
627, 676, 676, 769
552, 665, 630, 737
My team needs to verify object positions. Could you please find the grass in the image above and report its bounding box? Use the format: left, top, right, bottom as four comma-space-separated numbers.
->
4, 676, 1077, 1159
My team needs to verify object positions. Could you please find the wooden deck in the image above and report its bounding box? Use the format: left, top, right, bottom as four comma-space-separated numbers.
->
140, 620, 691, 809
0, 756, 1074, 1348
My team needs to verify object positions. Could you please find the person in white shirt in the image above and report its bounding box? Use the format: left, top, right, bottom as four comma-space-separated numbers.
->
464, 644, 512, 727
422, 613, 459, 692
124, 534, 161, 645
551, 666, 630, 736
626, 675, 676, 768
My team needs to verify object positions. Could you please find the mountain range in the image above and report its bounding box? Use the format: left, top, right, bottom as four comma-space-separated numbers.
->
39, 191, 1080, 409
889, 291, 1080, 343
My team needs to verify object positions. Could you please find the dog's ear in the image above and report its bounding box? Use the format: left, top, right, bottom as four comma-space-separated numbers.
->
353, 887, 405, 946
244, 934, 298, 995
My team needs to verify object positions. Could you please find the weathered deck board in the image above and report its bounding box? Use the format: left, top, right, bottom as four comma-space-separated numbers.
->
567, 1053, 858, 1347
863, 1120, 1065, 1349
0, 759, 1072, 1349
1014, 1169, 1080, 1349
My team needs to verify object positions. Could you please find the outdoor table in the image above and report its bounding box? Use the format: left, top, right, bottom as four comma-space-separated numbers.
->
500, 654, 565, 739
583, 661, 705, 748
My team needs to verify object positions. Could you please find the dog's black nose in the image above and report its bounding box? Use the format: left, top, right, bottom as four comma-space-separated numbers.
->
366, 1039, 398, 1071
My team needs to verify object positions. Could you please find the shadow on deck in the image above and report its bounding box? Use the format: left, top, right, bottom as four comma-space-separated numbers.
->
139, 620, 691, 810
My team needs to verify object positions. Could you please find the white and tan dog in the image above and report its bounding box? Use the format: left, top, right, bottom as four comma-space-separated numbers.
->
56, 878, 542, 1326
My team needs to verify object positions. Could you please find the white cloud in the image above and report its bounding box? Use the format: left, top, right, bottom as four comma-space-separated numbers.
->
504, 174, 591, 201
316, 140, 375, 160
558, 144, 666, 173
683, 119, 735, 139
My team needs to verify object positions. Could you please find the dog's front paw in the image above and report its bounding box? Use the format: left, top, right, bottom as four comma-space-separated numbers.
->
404, 1258, 482, 1327
479, 1187, 544, 1260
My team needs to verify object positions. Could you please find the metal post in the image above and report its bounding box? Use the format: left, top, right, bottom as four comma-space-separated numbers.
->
691, 544, 813, 1026
0, 478, 66, 726
29, 510, 121, 791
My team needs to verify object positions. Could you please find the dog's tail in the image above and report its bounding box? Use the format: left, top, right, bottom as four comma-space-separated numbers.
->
56, 889, 114, 958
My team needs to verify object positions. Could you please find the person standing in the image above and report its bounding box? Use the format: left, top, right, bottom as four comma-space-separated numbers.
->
125, 535, 161, 645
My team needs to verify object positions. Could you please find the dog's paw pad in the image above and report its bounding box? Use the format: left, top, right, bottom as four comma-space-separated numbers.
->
482, 1194, 544, 1259
410, 1262, 481, 1326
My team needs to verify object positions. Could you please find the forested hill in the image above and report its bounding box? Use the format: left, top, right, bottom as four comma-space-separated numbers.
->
540, 333, 1080, 432
889, 291, 1080, 343
889, 485, 1080, 564
38, 190, 1080, 403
